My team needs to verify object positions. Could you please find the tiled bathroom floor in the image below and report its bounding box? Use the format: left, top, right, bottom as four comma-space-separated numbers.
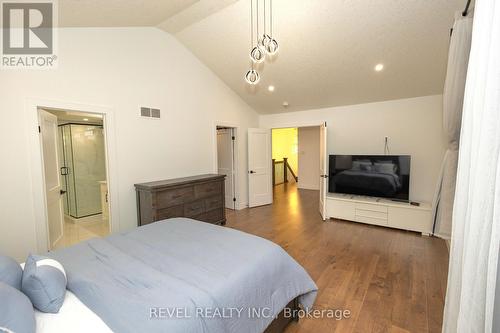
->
53, 214, 110, 250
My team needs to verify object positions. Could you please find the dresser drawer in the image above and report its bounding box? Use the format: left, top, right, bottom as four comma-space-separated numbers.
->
198, 209, 224, 224
205, 195, 223, 211
194, 181, 222, 199
157, 186, 194, 208
135, 175, 226, 227
184, 200, 205, 217
157, 205, 184, 221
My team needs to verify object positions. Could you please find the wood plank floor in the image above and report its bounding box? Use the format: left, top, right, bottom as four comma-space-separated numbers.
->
226, 183, 449, 333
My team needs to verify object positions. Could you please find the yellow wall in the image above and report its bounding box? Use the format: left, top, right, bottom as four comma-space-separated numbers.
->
272, 128, 298, 174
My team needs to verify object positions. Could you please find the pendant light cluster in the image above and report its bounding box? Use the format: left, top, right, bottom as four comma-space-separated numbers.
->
245, 0, 279, 85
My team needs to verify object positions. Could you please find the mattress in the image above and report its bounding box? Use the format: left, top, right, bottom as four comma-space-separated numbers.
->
42, 218, 318, 333
35, 291, 112, 333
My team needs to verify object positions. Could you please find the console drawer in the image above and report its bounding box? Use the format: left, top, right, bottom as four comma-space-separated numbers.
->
355, 202, 388, 213
355, 209, 388, 220
355, 214, 389, 227
327, 199, 355, 221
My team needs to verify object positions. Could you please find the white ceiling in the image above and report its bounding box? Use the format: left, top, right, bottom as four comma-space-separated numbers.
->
46, 109, 103, 125
58, 0, 199, 27
57, 0, 466, 114
172, 0, 465, 113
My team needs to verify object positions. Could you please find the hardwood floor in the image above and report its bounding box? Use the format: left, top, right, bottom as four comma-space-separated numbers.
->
226, 183, 449, 333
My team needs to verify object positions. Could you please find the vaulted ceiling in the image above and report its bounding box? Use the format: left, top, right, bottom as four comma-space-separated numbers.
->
58, 0, 466, 114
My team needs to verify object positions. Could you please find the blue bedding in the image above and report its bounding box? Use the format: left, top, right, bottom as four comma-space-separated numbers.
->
48, 218, 317, 333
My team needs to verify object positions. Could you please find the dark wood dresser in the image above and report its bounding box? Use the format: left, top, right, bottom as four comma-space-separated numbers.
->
135, 174, 226, 226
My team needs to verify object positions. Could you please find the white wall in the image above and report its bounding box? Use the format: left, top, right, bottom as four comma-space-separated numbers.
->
298, 126, 320, 190
0, 27, 259, 261
260, 95, 446, 203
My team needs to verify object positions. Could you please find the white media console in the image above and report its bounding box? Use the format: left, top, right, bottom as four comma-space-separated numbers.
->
325, 193, 432, 235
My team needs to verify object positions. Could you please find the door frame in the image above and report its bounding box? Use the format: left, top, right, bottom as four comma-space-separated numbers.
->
26, 98, 119, 253
212, 121, 240, 210
269, 121, 327, 186
269, 120, 327, 130
268, 121, 328, 217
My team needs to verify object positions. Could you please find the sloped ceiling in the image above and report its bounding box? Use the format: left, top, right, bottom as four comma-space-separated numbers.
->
169, 0, 465, 113
58, 0, 199, 27
56, 0, 466, 114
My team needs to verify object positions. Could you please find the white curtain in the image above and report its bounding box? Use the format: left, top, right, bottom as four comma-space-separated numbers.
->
431, 14, 473, 239
443, 0, 500, 331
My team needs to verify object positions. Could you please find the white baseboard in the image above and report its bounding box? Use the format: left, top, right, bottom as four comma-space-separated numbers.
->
236, 201, 248, 210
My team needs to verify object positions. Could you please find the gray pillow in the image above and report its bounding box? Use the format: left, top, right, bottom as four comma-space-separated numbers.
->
0, 281, 36, 333
0, 255, 23, 290
374, 162, 396, 174
21, 254, 67, 313
352, 160, 372, 171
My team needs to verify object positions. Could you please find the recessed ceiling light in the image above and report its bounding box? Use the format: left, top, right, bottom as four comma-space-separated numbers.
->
83, 118, 89, 121
375, 64, 384, 72
268, 85, 275, 92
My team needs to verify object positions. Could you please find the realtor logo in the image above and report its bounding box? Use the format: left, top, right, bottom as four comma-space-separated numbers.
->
1, 0, 58, 68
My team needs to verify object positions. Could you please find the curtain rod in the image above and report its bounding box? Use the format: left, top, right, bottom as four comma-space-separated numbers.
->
462, 0, 472, 16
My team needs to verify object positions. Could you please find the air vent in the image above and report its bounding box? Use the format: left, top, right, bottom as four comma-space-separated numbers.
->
140, 107, 161, 119
140, 107, 151, 117
151, 109, 161, 119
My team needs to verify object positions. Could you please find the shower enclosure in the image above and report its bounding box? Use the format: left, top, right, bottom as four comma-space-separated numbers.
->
58, 124, 107, 219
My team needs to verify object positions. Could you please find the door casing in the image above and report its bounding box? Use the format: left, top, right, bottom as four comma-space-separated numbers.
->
26, 99, 119, 253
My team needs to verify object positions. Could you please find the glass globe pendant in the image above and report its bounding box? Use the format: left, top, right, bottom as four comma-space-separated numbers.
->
258, 34, 272, 49
266, 38, 278, 55
245, 69, 260, 85
250, 46, 265, 63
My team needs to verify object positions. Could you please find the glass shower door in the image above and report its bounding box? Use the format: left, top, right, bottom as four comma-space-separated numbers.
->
70, 125, 106, 217
58, 124, 106, 218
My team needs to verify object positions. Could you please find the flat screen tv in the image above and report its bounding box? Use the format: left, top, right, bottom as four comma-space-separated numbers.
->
328, 155, 411, 201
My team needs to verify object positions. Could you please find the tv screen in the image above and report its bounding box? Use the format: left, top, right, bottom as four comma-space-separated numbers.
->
328, 155, 411, 201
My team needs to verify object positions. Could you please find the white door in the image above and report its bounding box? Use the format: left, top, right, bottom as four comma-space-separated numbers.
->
217, 128, 235, 209
248, 128, 272, 208
319, 122, 328, 220
39, 110, 64, 249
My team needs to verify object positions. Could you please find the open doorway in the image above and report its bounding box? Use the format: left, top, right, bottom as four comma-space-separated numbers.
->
271, 126, 321, 191
38, 108, 110, 250
216, 126, 238, 210
269, 124, 328, 219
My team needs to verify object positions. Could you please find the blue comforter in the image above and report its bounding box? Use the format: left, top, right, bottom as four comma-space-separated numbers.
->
49, 218, 317, 333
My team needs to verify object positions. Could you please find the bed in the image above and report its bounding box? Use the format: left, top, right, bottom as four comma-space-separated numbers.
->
332, 169, 402, 197
36, 218, 318, 333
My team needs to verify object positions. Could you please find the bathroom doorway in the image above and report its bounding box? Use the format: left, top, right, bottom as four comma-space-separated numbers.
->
39, 108, 110, 250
